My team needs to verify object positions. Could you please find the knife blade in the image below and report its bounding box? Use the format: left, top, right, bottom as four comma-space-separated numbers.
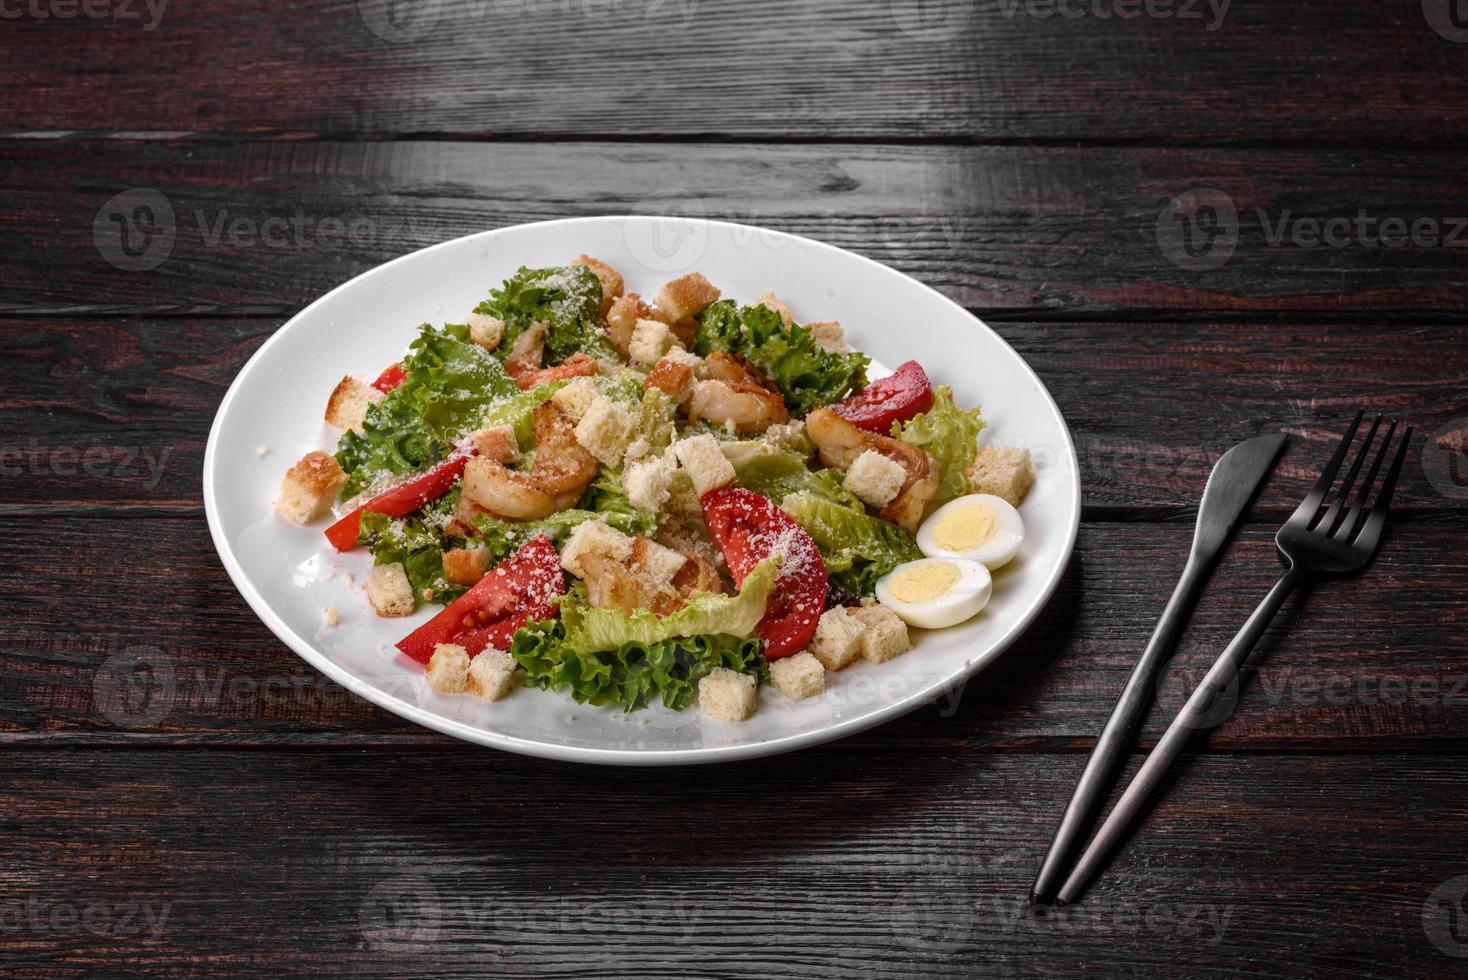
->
1030, 432, 1285, 904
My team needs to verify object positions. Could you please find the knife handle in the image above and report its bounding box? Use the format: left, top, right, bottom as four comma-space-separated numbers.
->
1030, 553, 1208, 903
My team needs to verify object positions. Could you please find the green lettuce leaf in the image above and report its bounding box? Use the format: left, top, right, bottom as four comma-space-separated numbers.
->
473, 264, 616, 364
558, 558, 779, 655
335, 323, 520, 498
890, 384, 985, 503
471, 470, 660, 565
693, 300, 868, 414
511, 620, 766, 712
780, 492, 922, 597
724, 442, 861, 509
358, 498, 465, 607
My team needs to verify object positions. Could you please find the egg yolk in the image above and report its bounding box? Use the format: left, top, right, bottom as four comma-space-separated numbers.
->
889, 561, 961, 604
931, 502, 997, 552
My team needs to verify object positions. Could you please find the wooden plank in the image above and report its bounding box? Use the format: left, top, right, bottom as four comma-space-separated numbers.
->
3, 317, 1463, 515
3, 0, 1468, 145
6, 141, 1468, 315
2, 516, 1461, 748
0, 749, 1462, 977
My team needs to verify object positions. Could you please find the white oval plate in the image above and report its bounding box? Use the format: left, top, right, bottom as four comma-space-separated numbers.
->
204, 216, 1079, 765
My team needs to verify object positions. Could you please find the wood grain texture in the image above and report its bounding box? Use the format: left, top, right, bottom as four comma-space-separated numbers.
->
3, 0, 1468, 145
2, 515, 1461, 748
0, 750, 1463, 978
4, 316, 1464, 515
7, 140, 1468, 315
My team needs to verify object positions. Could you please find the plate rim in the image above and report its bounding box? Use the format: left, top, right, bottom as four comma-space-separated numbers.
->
203, 215, 1081, 766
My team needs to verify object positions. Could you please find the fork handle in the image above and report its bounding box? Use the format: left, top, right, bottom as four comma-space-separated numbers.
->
1055, 565, 1307, 904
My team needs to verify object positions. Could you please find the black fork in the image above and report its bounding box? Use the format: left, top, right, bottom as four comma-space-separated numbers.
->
1055, 412, 1412, 904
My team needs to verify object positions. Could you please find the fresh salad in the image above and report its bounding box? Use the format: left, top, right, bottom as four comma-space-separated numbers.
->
273, 257, 1038, 721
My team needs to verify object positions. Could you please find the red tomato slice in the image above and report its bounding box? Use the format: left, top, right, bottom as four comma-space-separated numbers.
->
324, 447, 476, 552
396, 535, 565, 664
829, 359, 934, 433
700, 488, 828, 660
371, 362, 407, 393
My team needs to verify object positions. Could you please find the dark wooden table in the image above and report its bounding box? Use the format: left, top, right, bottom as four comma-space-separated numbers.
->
4, 2, 1467, 976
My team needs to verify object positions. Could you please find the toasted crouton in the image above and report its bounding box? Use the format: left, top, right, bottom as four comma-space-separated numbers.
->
755, 291, 793, 329
699, 667, 757, 721
466, 648, 520, 702
426, 643, 470, 693
573, 395, 633, 467
769, 651, 825, 700
629, 318, 679, 366
630, 536, 687, 592
550, 376, 600, 422
560, 519, 635, 579
966, 445, 1036, 506
844, 449, 907, 508
645, 356, 696, 403
654, 273, 720, 322
471, 425, 519, 463
324, 376, 385, 434
466, 312, 505, 351
274, 450, 345, 524
806, 321, 851, 354
367, 562, 415, 617
673, 434, 736, 495
571, 255, 624, 315
850, 604, 911, 663
442, 547, 491, 585
623, 452, 676, 512
808, 607, 864, 670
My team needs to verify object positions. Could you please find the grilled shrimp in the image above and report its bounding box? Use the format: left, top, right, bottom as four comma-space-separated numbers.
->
682, 352, 789, 435
503, 320, 549, 377
526, 402, 598, 498
804, 407, 939, 532
459, 403, 598, 521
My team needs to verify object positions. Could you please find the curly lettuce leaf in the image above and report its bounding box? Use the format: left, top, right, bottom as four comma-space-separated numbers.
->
358, 503, 464, 607
474, 264, 616, 364
511, 620, 766, 712
890, 384, 985, 503
723, 442, 861, 509
780, 492, 922, 597
558, 558, 779, 656
335, 323, 520, 498
693, 300, 868, 414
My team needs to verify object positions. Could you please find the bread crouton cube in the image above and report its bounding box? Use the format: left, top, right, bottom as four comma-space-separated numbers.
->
274, 450, 346, 524
698, 667, 757, 721
844, 449, 907, 508
806, 320, 852, 354
660, 347, 703, 371
425, 643, 470, 694
654, 272, 720, 322
623, 452, 676, 512
324, 376, 385, 434
755, 291, 793, 329
769, 650, 825, 701
673, 434, 736, 495
629, 318, 678, 366
573, 395, 634, 466
851, 604, 912, 663
808, 607, 864, 670
559, 519, 635, 579
644, 357, 695, 403
367, 562, 415, 617
471, 425, 519, 463
571, 254, 624, 315
965, 445, 1036, 506
442, 546, 491, 585
631, 536, 687, 591
466, 648, 520, 702
550, 376, 599, 421
466, 312, 505, 351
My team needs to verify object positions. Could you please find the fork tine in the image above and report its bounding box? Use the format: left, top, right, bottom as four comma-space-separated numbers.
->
1354, 426, 1413, 551
1290, 409, 1364, 525
1321, 415, 1381, 534
1333, 419, 1396, 540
